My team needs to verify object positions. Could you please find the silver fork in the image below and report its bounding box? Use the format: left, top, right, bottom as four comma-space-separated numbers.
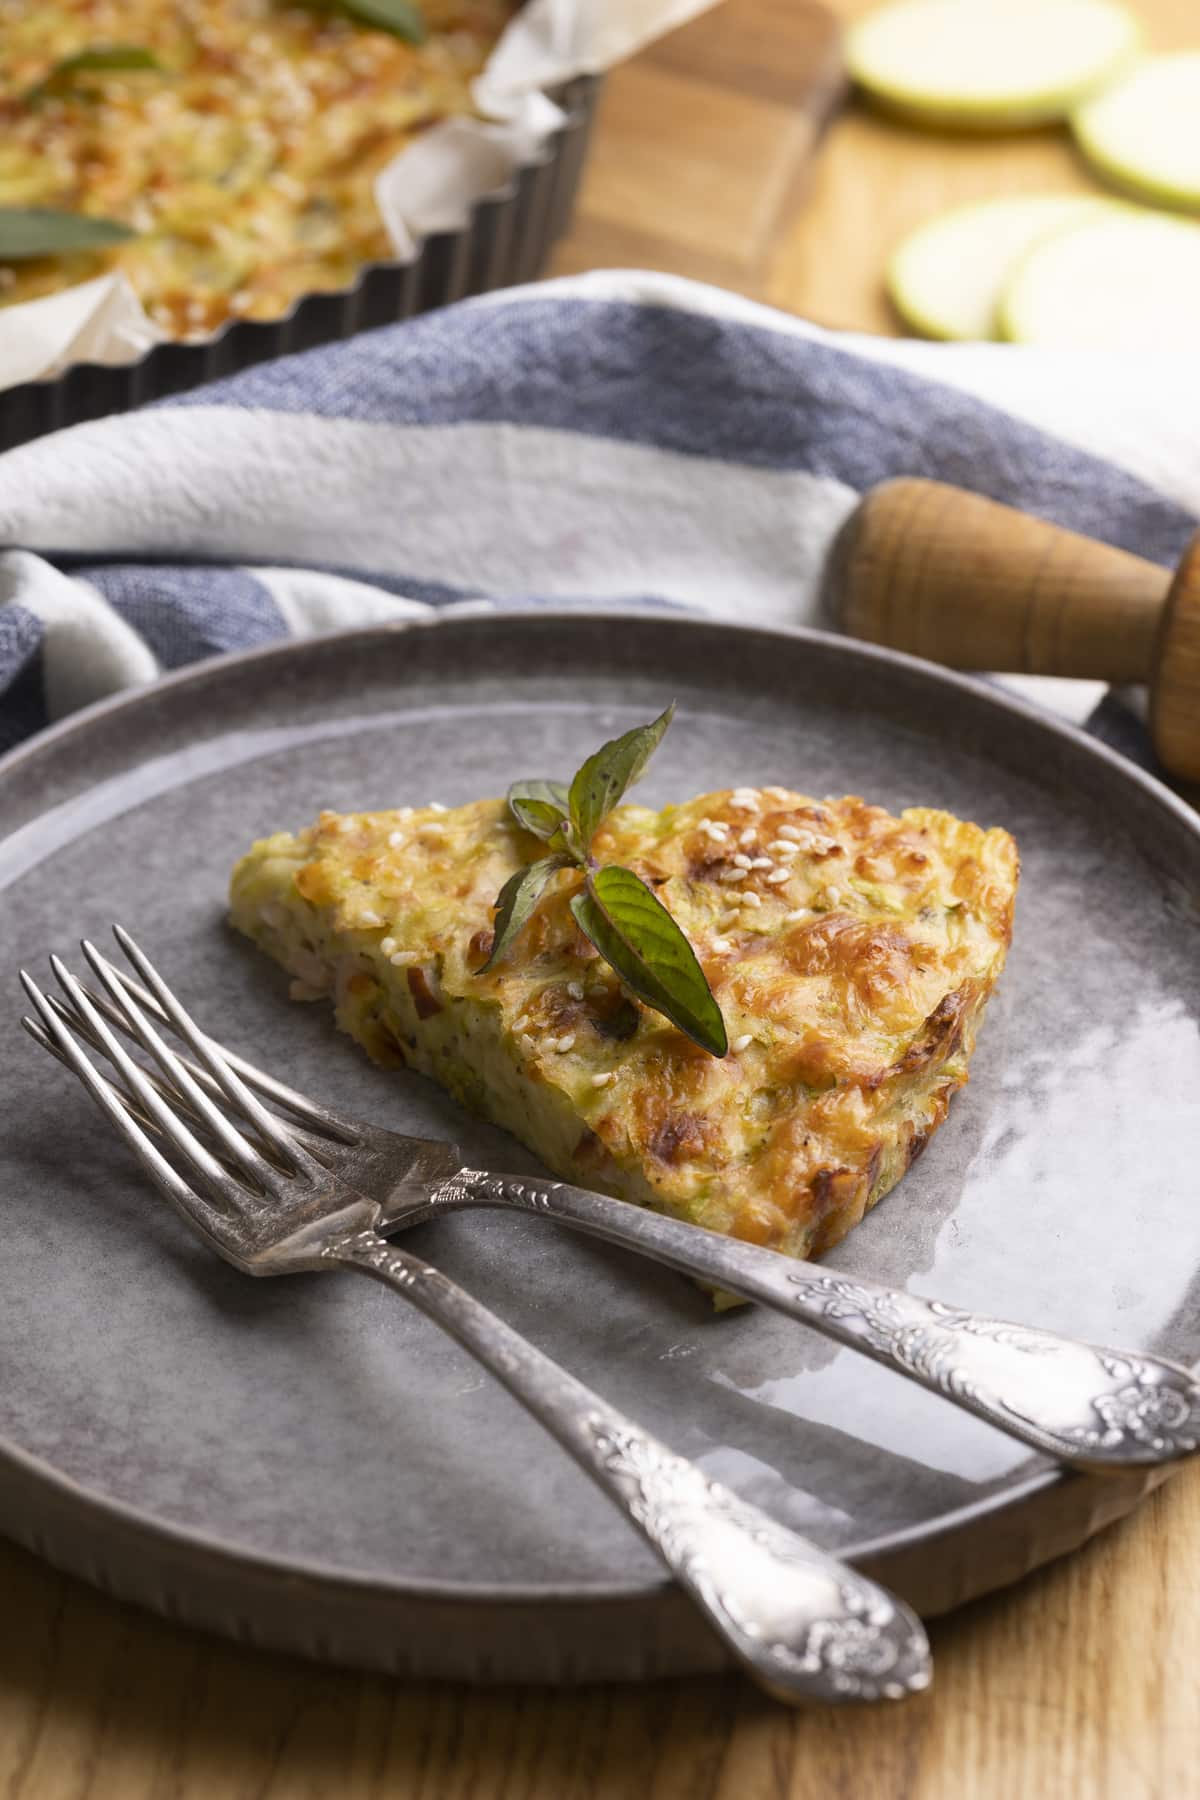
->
21, 936, 932, 1708
30, 929, 1200, 1479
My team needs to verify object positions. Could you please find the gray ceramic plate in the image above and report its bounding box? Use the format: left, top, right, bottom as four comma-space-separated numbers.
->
1, 612, 1198, 1684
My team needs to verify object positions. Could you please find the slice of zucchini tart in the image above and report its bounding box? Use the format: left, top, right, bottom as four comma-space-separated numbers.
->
230, 781, 1018, 1266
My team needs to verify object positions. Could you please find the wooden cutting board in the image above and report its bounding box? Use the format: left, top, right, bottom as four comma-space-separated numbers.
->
554, 0, 1200, 334
550, 0, 846, 298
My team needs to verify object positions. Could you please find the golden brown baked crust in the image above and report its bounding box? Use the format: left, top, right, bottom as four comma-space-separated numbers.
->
230, 785, 1018, 1262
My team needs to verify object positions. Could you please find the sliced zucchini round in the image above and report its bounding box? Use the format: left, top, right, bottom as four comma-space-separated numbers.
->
846, 0, 1141, 131
887, 194, 1116, 340
1073, 53, 1200, 213
999, 209, 1200, 349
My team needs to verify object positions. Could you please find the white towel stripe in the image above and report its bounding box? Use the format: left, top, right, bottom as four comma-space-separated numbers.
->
248, 567, 435, 636
0, 414, 859, 623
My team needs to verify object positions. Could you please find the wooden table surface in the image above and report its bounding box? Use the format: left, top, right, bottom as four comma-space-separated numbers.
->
7, 2, 1200, 1795
553, 0, 1198, 332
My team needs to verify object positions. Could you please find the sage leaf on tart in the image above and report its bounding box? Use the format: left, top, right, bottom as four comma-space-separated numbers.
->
339, 0, 427, 43
482, 855, 574, 971
24, 46, 161, 105
571, 865, 729, 1058
568, 703, 675, 850
0, 207, 136, 259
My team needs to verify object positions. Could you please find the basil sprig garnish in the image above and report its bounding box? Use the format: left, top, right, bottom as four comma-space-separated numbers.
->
0, 207, 136, 259
483, 705, 728, 1058
338, 0, 427, 43
24, 45, 161, 105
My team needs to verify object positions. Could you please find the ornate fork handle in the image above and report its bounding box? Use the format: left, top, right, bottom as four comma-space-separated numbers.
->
428, 1172, 1200, 1474
329, 1227, 930, 1704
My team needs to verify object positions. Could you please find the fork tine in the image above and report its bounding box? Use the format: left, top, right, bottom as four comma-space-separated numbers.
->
43, 991, 208, 1126
26, 1011, 273, 1188
78, 941, 294, 1192
20, 973, 231, 1248
33, 998, 285, 1176
51, 980, 230, 1111
41, 988, 337, 1166
24, 1012, 164, 1139
110, 927, 329, 1172
90, 944, 358, 1144
45, 956, 258, 1206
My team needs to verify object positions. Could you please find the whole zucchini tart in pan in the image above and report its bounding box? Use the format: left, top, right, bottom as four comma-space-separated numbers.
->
0, 0, 521, 338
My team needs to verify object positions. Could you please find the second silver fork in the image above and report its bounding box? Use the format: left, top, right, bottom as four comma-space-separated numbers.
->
22, 933, 933, 1707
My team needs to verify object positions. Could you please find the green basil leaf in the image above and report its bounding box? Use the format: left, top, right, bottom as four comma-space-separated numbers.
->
507, 778, 587, 861
509, 796, 567, 841
481, 855, 573, 972
508, 778, 571, 812
338, 0, 427, 42
507, 778, 573, 844
570, 864, 727, 1057
25, 45, 161, 103
549, 825, 582, 861
568, 703, 675, 853
0, 207, 136, 259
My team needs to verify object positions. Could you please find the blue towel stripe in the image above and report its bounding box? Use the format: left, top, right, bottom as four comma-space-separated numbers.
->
0, 605, 47, 752
72, 561, 700, 620
82, 564, 288, 669
161, 299, 1194, 568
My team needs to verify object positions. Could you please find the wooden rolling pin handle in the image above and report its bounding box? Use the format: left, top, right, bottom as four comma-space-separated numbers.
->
828, 478, 1200, 783
829, 478, 1169, 683
1152, 537, 1200, 785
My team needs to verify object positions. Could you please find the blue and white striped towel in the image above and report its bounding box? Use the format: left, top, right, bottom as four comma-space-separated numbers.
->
1, 269, 1196, 766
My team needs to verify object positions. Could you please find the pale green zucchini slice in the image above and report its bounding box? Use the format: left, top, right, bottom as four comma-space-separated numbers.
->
999, 208, 1200, 350
888, 194, 1116, 340
1073, 53, 1200, 213
847, 0, 1141, 131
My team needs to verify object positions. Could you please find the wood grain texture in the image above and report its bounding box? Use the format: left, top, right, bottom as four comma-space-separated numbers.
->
3, 1464, 1200, 1798
549, 0, 845, 297
831, 477, 1172, 682
1152, 536, 1200, 783
9, 2, 1200, 1794
825, 475, 1200, 786
551, 0, 1200, 334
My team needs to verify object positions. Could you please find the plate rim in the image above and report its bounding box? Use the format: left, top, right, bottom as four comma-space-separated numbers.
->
2, 608, 1195, 1666
0, 1405, 1074, 1604
2, 606, 1195, 847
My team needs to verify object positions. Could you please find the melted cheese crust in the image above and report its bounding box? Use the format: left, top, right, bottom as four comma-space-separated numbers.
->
0, 0, 517, 335
230, 787, 1018, 1262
